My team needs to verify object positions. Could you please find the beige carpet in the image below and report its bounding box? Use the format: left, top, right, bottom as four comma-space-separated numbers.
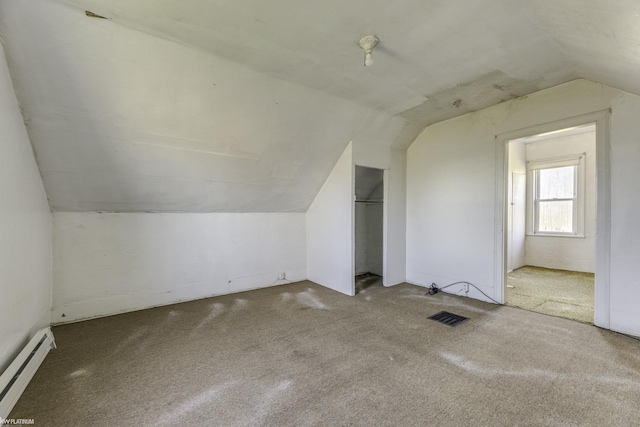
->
355, 273, 382, 294
11, 280, 640, 426
506, 266, 594, 324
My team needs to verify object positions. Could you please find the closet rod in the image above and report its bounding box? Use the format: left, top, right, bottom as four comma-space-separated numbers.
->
354, 200, 383, 204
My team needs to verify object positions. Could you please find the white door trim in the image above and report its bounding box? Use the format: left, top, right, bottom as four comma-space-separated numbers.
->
382, 169, 389, 286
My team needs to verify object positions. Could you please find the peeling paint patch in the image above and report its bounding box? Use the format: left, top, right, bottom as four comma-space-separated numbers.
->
398, 70, 540, 127
85, 11, 108, 19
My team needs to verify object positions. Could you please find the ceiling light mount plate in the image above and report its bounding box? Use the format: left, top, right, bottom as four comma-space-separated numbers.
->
359, 35, 380, 67
359, 35, 379, 51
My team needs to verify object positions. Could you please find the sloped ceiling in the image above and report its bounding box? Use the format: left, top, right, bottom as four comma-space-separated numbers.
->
0, 0, 638, 212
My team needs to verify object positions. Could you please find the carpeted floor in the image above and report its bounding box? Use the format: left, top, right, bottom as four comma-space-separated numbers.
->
506, 266, 594, 324
355, 273, 383, 294
11, 280, 640, 426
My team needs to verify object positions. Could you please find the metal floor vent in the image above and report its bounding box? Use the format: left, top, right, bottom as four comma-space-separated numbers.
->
428, 311, 469, 327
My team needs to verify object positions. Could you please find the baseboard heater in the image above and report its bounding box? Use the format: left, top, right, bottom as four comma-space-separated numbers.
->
0, 328, 56, 418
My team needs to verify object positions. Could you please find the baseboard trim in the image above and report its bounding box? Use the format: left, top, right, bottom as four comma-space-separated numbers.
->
0, 328, 55, 418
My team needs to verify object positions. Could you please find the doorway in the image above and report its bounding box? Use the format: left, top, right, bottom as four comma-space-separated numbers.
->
354, 165, 384, 294
506, 124, 596, 323
495, 111, 611, 328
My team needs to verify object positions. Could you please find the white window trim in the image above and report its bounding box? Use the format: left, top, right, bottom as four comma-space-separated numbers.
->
526, 153, 586, 238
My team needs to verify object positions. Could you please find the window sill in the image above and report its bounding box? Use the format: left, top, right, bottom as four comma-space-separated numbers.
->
526, 233, 585, 239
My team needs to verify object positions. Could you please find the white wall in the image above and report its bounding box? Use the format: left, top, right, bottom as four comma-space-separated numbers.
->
354, 203, 369, 275
366, 203, 384, 276
308, 141, 406, 293
354, 203, 384, 276
525, 131, 596, 272
52, 212, 306, 323
306, 143, 354, 295
407, 79, 640, 337
0, 43, 52, 371
365, 183, 384, 276
507, 141, 526, 271
608, 93, 640, 335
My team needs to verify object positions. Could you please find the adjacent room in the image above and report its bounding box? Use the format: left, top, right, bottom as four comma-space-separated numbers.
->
2, 1, 640, 426
506, 124, 597, 324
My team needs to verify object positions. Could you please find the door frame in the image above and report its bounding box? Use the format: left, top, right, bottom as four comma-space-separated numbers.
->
494, 110, 611, 328
352, 164, 387, 294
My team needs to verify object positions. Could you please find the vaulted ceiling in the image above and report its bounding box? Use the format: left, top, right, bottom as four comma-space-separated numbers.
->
1, 0, 638, 212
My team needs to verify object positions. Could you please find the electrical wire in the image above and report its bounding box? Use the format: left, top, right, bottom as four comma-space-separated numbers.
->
269, 277, 293, 286
425, 281, 501, 304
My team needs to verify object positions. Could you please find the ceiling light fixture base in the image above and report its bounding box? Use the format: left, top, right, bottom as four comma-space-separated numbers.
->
359, 35, 379, 67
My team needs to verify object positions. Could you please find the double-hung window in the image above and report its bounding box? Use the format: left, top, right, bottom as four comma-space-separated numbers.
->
528, 154, 585, 237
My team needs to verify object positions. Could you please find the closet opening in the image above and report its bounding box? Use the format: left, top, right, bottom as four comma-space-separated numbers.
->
354, 165, 384, 295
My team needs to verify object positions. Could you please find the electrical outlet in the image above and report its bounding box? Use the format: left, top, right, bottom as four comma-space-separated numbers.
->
278, 272, 286, 280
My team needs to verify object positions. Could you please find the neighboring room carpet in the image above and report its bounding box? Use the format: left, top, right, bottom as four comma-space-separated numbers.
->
11, 281, 639, 426
506, 266, 594, 324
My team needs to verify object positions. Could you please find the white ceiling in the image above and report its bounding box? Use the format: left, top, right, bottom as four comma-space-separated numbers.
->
1, 0, 639, 212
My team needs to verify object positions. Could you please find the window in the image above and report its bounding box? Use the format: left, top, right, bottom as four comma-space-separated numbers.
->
528, 154, 585, 237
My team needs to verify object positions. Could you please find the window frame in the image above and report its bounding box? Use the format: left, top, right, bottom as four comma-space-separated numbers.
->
526, 153, 586, 238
